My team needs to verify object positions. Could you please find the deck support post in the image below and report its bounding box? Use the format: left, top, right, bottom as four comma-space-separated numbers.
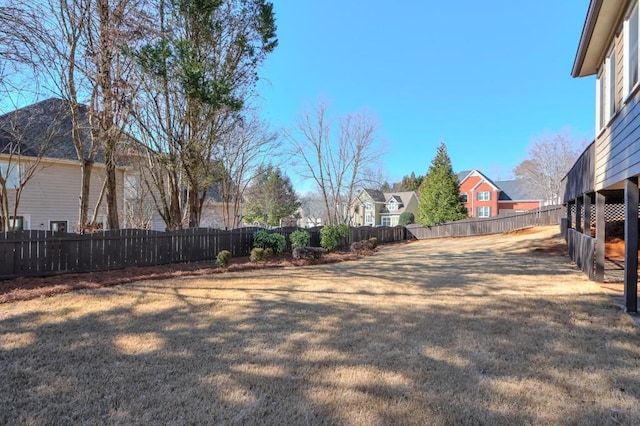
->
595, 192, 605, 282
624, 177, 638, 313
567, 202, 573, 230
583, 193, 592, 235
576, 196, 583, 233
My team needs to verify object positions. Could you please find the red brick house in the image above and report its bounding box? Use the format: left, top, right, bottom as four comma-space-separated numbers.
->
458, 170, 542, 218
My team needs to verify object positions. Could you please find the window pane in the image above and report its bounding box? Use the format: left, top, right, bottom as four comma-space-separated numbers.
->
609, 50, 616, 116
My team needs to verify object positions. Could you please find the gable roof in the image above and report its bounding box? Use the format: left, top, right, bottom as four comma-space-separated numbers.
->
495, 179, 541, 201
456, 170, 472, 183
0, 98, 100, 162
381, 191, 417, 215
459, 169, 500, 191
361, 188, 386, 202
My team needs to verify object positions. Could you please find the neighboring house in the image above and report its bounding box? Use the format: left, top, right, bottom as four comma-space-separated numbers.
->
0, 98, 241, 232
352, 189, 419, 226
0, 98, 125, 232
458, 170, 542, 218
562, 1, 640, 312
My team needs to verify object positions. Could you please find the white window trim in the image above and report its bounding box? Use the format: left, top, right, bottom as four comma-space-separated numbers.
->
477, 207, 490, 218
624, 1, 640, 99
608, 48, 616, 119
477, 191, 490, 201
596, 68, 605, 133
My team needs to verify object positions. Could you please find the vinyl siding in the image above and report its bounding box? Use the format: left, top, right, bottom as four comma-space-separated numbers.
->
595, 10, 640, 190
2, 156, 124, 231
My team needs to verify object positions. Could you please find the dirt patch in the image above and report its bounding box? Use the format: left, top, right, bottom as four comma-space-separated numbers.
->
0, 249, 371, 304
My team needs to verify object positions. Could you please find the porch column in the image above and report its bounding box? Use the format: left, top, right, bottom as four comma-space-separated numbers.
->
576, 196, 583, 233
595, 192, 605, 282
624, 177, 638, 313
567, 201, 573, 230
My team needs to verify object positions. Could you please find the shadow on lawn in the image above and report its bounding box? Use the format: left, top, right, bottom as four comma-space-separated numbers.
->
1, 240, 640, 424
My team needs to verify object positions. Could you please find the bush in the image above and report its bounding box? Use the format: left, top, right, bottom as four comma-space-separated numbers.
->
289, 230, 311, 249
351, 239, 373, 253
320, 224, 349, 251
368, 237, 378, 249
250, 247, 265, 263
253, 230, 286, 254
399, 211, 415, 226
293, 246, 326, 260
216, 250, 231, 268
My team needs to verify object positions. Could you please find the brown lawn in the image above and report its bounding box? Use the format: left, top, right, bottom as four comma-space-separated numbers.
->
1, 226, 639, 425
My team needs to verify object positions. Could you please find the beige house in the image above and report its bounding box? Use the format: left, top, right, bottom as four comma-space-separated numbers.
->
0, 98, 125, 232
0, 98, 242, 232
352, 189, 419, 226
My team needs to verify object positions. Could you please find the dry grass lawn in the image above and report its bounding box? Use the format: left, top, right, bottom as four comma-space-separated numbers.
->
1, 226, 640, 425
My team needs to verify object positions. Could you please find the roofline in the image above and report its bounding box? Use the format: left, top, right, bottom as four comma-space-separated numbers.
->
572, 0, 603, 77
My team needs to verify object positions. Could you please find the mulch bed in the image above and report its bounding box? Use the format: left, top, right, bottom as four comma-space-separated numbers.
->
0, 250, 370, 304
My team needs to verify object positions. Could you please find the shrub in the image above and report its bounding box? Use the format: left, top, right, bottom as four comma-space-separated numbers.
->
289, 230, 311, 249
253, 230, 286, 254
368, 237, 378, 249
268, 233, 286, 254
350, 241, 363, 252
216, 250, 231, 268
264, 247, 274, 259
399, 211, 415, 226
250, 247, 265, 263
320, 224, 349, 251
293, 246, 326, 260
351, 240, 373, 253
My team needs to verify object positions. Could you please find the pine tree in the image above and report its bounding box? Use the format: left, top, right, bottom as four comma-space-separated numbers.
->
244, 165, 301, 227
418, 142, 467, 225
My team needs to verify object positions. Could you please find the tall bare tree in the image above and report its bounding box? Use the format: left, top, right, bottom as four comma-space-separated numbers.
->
287, 101, 384, 225
214, 113, 279, 229
130, 0, 278, 229
514, 133, 585, 205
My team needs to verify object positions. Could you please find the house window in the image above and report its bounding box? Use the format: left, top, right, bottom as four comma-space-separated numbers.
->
477, 191, 490, 201
608, 49, 616, 118
388, 201, 396, 211
50, 221, 68, 233
365, 202, 372, 211
461, 192, 468, 203
477, 207, 491, 218
381, 217, 391, 226
125, 175, 138, 199
9, 216, 24, 231
0, 161, 19, 188
365, 214, 373, 224
596, 69, 606, 131
625, 2, 639, 96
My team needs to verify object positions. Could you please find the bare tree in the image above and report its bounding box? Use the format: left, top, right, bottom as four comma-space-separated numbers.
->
214, 113, 279, 229
514, 133, 585, 205
131, 0, 278, 229
286, 101, 385, 225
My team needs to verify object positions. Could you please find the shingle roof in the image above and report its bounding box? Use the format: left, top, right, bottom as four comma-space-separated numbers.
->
0, 98, 100, 161
363, 188, 386, 202
495, 179, 541, 201
457, 170, 472, 183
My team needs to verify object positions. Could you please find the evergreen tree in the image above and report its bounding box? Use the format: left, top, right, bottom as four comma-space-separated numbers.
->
418, 142, 467, 225
244, 165, 301, 227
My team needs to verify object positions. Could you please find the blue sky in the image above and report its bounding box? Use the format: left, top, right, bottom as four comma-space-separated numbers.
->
257, 1, 595, 185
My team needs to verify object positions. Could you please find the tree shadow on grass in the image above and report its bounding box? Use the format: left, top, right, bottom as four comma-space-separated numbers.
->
1, 236, 640, 425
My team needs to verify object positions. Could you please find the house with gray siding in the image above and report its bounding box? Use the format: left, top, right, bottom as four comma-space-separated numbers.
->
563, 1, 640, 312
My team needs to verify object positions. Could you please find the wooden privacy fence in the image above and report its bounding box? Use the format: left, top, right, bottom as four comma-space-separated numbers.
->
0, 225, 408, 280
566, 228, 595, 279
405, 206, 563, 240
